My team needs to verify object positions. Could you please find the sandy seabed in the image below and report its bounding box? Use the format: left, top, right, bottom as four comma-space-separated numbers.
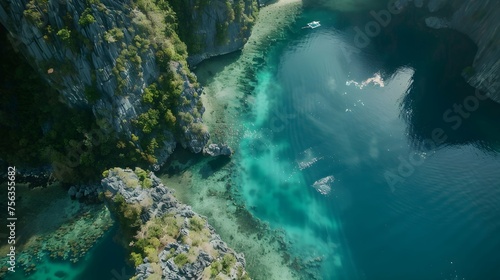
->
161, 1, 309, 279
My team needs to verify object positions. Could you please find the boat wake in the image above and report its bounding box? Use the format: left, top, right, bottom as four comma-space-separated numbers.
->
296, 148, 324, 170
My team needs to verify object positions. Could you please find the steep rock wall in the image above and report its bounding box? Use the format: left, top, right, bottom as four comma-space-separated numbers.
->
0, 0, 213, 166
170, 0, 258, 65
421, 0, 499, 102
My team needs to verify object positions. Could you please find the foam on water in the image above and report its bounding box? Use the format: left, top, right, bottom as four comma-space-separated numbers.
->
296, 148, 324, 170
235, 55, 351, 280
312, 175, 335, 195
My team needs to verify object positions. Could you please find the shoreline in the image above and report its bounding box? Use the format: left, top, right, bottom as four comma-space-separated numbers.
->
161, 0, 305, 279
198, 0, 302, 146
0, 1, 305, 279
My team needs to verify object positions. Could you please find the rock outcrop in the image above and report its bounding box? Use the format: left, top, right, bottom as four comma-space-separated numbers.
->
68, 183, 100, 200
0, 0, 243, 167
203, 143, 233, 157
101, 167, 250, 280
418, 0, 499, 102
8, 166, 55, 188
171, 61, 210, 154
170, 0, 259, 66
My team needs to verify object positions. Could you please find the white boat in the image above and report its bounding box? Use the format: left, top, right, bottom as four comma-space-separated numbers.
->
305, 21, 321, 29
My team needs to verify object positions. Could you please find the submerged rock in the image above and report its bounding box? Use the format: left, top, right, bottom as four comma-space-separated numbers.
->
203, 143, 233, 157
67, 184, 100, 200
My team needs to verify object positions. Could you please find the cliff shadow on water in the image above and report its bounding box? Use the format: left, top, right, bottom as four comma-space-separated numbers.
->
342, 6, 500, 152
160, 146, 232, 180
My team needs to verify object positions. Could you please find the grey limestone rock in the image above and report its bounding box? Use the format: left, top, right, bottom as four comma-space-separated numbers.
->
101, 167, 249, 279
181, 0, 258, 66
203, 143, 233, 157
0, 0, 222, 166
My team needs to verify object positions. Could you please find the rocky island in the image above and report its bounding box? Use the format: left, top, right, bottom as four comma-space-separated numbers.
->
101, 167, 249, 280
0, 0, 257, 182
0, 0, 499, 279
0, 0, 256, 278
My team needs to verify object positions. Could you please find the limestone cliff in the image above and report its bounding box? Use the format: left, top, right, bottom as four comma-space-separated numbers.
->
170, 0, 258, 66
101, 167, 251, 280
420, 0, 499, 102
0, 0, 250, 167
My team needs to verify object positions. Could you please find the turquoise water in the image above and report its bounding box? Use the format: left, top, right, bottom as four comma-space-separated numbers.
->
5, 4, 500, 280
3, 224, 133, 280
206, 7, 500, 280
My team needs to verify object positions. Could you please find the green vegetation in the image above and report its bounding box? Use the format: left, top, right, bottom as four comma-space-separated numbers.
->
135, 109, 160, 134
4, 0, 228, 182
164, 109, 177, 128
169, 0, 258, 51
134, 167, 153, 188
109, 192, 142, 230
190, 122, 209, 135
78, 8, 96, 26
189, 216, 205, 231
210, 261, 222, 277
130, 252, 143, 266
207, 254, 245, 279
167, 0, 203, 54
121, 0, 207, 165
222, 253, 236, 274
126, 212, 182, 269
23, 0, 49, 28
104, 27, 125, 43
99, 168, 251, 279
56, 28, 72, 43
237, 265, 251, 280
173, 253, 189, 267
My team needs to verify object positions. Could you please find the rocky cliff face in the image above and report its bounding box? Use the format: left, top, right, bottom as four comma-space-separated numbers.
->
170, 0, 258, 65
101, 168, 250, 280
0, 0, 246, 167
0, 0, 153, 131
419, 0, 499, 102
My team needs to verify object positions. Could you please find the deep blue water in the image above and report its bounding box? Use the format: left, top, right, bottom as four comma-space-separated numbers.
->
5, 4, 499, 280
231, 7, 500, 280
